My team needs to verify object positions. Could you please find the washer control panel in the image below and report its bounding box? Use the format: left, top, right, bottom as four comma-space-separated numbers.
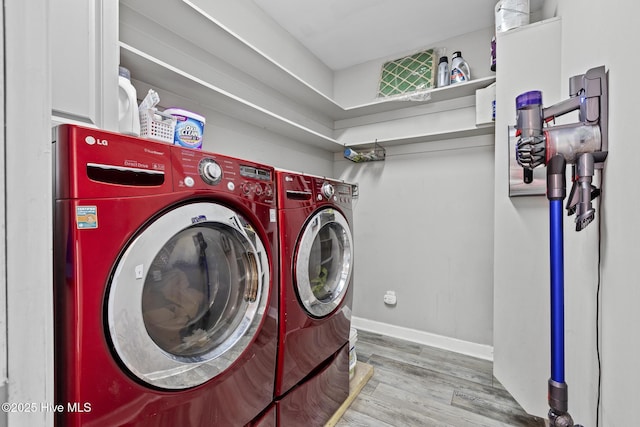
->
239, 164, 273, 198
172, 146, 275, 205
198, 158, 223, 185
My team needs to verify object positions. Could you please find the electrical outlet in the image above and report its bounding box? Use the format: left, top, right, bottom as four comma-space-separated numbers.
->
383, 291, 397, 306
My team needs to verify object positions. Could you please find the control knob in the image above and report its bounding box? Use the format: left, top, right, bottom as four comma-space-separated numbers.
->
241, 182, 252, 195
321, 182, 335, 200
199, 158, 222, 185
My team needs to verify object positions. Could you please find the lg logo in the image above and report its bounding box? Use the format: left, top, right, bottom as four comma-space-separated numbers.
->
85, 136, 108, 146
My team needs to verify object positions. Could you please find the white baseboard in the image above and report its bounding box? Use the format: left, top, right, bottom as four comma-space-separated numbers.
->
351, 316, 494, 361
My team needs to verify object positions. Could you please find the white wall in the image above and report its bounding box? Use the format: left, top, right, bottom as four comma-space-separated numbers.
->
175, 0, 334, 99
331, 26, 497, 356
4, 1, 54, 426
557, 2, 640, 426
493, 2, 640, 425
202, 110, 335, 176
0, 3, 6, 426
336, 134, 495, 352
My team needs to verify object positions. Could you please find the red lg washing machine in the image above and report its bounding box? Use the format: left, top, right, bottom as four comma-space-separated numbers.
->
54, 124, 278, 426
274, 170, 355, 426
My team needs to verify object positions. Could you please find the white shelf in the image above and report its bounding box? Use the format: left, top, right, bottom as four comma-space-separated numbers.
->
346, 124, 495, 149
337, 96, 495, 149
340, 76, 496, 119
118, 1, 497, 152
120, 44, 342, 151
121, 43, 496, 152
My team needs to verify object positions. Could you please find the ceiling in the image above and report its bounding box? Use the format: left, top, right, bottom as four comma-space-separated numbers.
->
252, 0, 543, 70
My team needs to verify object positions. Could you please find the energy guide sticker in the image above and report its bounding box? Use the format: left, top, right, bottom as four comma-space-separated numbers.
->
76, 206, 98, 229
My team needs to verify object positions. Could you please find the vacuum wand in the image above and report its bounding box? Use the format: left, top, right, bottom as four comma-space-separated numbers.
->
514, 66, 608, 427
547, 155, 573, 426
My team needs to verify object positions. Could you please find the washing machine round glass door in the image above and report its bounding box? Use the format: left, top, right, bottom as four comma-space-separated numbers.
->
106, 202, 270, 389
295, 207, 353, 318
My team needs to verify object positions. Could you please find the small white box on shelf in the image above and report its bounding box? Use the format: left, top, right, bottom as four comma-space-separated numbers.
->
475, 82, 496, 126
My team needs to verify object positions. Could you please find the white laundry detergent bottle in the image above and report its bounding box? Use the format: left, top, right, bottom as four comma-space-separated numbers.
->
450, 51, 471, 84
118, 66, 140, 136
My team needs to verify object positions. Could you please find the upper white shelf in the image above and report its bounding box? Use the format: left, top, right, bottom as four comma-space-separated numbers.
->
119, 0, 497, 152
120, 43, 341, 151
345, 124, 495, 149
122, 42, 495, 151
339, 76, 496, 119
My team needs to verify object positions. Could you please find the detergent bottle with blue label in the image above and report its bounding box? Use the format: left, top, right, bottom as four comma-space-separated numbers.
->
450, 51, 471, 84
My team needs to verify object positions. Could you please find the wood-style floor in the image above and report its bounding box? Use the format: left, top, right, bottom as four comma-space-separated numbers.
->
336, 330, 546, 427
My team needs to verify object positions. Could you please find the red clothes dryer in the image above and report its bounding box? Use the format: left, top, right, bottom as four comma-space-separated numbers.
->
54, 124, 278, 426
274, 170, 355, 426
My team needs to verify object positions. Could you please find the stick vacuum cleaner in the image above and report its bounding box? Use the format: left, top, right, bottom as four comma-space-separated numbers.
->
514, 66, 608, 427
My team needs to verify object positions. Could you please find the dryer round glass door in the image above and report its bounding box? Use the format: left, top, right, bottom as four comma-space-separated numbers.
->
106, 202, 270, 389
295, 208, 353, 318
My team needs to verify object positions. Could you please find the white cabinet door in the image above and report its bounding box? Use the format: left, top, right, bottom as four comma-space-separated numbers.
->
51, 0, 118, 130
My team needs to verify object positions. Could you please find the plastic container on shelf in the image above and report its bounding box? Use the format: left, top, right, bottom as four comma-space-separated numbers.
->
139, 108, 177, 143
164, 108, 206, 150
490, 36, 497, 72
344, 148, 364, 162
475, 82, 497, 126
450, 51, 471, 84
437, 56, 450, 88
495, 0, 530, 33
118, 66, 140, 136
344, 146, 385, 163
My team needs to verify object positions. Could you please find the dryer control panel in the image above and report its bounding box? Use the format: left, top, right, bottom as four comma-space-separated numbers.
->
171, 146, 275, 206
314, 179, 353, 208
276, 170, 354, 210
